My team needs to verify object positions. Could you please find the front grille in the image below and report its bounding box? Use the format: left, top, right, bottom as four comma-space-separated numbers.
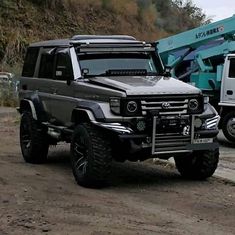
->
152, 116, 192, 155
141, 97, 189, 115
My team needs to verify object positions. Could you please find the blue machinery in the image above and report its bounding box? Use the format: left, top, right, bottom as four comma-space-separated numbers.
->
157, 15, 235, 92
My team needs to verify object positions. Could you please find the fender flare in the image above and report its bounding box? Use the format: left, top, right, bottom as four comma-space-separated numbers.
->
71, 108, 96, 124
19, 99, 38, 120
19, 92, 47, 122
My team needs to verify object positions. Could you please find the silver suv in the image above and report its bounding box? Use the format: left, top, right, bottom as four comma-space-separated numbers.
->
18, 35, 220, 188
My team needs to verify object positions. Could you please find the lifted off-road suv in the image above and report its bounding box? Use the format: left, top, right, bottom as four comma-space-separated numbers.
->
19, 35, 220, 188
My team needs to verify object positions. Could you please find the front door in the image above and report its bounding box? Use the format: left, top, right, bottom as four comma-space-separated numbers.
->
49, 48, 77, 125
221, 56, 235, 104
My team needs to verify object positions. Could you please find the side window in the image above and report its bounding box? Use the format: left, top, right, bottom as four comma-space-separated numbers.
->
38, 48, 55, 79
229, 58, 235, 78
22, 47, 39, 77
55, 48, 73, 81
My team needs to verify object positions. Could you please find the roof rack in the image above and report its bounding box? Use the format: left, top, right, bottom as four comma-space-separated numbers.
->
71, 35, 136, 41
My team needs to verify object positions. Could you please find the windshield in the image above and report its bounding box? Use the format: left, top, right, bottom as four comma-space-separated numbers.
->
77, 53, 163, 77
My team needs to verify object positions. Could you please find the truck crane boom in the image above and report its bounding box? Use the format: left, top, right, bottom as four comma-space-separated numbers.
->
158, 15, 235, 66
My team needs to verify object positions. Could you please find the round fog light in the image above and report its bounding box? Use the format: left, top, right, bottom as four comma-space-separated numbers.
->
136, 120, 146, 132
194, 118, 203, 128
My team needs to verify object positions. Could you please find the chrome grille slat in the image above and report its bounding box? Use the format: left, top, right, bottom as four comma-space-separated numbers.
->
141, 100, 188, 105
155, 142, 190, 147
159, 110, 187, 115
154, 146, 188, 152
142, 104, 188, 110
156, 133, 188, 137
154, 136, 190, 152
155, 137, 190, 142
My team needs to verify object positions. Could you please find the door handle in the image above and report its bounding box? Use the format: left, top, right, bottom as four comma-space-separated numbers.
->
227, 90, 233, 95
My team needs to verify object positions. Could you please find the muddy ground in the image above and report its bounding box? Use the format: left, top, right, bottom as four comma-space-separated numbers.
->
0, 109, 235, 235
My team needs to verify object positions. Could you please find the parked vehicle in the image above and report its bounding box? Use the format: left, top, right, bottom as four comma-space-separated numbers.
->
18, 35, 219, 188
0, 72, 13, 86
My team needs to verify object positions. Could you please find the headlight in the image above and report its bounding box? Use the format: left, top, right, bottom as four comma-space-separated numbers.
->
110, 98, 121, 114
110, 98, 141, 116
123, 100, 141, 116
188, 97, 203, 114
188, 99, 199, 111
127, 101, 138, 113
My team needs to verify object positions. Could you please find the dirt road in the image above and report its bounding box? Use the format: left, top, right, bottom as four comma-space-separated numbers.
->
0, 110, 235, 235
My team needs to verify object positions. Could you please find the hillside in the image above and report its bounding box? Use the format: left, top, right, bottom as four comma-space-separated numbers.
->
0, 0, 208, 73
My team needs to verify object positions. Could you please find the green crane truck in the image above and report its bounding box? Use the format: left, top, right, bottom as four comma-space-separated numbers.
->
157, 15, 235, 142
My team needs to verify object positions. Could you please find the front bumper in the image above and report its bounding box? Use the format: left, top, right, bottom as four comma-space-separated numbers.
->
93, 116, 219, 158
118, 129, 219, 154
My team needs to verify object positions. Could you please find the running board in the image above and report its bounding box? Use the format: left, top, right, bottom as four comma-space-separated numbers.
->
42, 122, 73, 140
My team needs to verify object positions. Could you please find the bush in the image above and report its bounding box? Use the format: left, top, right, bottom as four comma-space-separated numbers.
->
0, 84, 18, 107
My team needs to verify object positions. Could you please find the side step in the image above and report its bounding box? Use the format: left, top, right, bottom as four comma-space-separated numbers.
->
42, 122, 73, 140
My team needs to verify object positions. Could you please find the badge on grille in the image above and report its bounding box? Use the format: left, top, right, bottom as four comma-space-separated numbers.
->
162, 102, 171, 109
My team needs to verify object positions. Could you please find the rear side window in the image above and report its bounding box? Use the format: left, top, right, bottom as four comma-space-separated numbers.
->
38, 48, 55, 79
229, 58, 235, 78
22, 47, 39, 77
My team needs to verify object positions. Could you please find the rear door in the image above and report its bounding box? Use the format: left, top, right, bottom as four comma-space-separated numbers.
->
20, 47, 54, 118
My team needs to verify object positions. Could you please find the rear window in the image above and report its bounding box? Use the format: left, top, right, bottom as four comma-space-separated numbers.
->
22, 47, 39, 77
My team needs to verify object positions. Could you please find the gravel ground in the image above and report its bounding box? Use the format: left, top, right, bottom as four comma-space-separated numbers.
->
0, 109, 234, 235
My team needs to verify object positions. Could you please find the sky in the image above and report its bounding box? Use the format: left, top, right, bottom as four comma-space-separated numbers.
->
193, 0, 235, 22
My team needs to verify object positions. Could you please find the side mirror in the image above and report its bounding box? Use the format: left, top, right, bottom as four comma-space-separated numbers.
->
163, 66, 172, 77
81, 68, 89, 76
55, 67, 73, 85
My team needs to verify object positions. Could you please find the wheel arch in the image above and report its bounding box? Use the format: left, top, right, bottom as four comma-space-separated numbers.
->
71, 108, 96, 125
219, 106, 235, 128
19, 99, 38, 120
19, 93, 48, 122
220, 106, 234, 116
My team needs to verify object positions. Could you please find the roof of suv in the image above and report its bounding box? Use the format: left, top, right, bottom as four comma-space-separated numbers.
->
30, 35, 138, 47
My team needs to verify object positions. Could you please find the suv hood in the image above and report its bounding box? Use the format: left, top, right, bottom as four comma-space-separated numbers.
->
89, 76, 201, 96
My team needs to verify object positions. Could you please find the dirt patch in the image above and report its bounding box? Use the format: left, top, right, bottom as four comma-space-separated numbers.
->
0, 111, 235, 235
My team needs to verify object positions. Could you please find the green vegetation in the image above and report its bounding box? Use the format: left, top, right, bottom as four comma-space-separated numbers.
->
0, 0, 209, 74
0, 85, 18, 107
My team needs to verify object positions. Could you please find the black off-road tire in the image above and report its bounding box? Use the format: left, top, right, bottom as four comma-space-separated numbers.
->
174, 149, 219, 180
221, 111, 235, 142
20, 112, 49, 164
70, 123, 112, 188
